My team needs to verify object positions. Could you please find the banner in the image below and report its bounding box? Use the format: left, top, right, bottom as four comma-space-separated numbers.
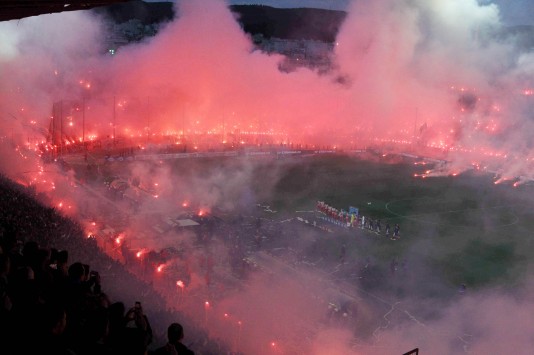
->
349, 206, 358, 215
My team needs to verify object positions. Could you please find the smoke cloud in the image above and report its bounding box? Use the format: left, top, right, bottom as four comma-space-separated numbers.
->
2, 0, 534, 353
3, 0, 534, 178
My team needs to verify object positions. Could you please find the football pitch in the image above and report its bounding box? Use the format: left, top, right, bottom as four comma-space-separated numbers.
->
257, 154, 534, 297
97, 152, 534, 299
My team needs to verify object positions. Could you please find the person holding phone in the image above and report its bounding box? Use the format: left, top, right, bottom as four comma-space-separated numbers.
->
124, 301, 153, 354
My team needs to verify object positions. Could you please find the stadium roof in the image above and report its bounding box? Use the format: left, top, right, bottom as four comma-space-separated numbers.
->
0, 0, 133, 22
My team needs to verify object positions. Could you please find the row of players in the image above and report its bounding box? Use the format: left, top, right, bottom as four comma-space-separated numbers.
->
316, 201, 401, 239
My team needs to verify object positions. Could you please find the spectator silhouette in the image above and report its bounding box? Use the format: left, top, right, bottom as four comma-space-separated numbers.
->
78, 306, 113, 355
22, 302, 75, 355
54, 250, 69, 280
107, 301, 126, 351
0, 253, 12, 352
0, 253, 11, 313
121, 302, 153, 355
154, 322, 195, 355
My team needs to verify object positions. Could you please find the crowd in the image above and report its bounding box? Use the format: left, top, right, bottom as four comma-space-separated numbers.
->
0, 174, 228, 355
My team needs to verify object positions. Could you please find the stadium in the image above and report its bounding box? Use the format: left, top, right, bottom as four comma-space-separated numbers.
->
2, 1, 534, 354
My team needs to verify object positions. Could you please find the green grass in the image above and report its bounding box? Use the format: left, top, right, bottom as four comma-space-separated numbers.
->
439, 239, 522, 287
263, 155, 534, 294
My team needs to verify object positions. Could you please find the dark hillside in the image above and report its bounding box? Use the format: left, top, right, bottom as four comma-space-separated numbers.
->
92, 0, 175, 24
230, 5, 347, 42
92, 2, 347, 43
